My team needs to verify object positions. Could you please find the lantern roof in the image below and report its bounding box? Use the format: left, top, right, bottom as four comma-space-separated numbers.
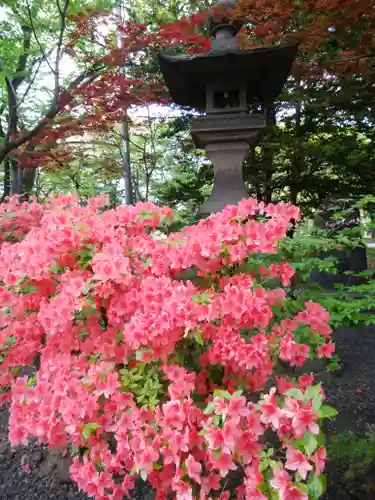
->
158, 42, 298, 112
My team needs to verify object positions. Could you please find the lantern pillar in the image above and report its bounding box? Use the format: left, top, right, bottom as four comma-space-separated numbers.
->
202, 141, 250, 215
191, 112, 265, 216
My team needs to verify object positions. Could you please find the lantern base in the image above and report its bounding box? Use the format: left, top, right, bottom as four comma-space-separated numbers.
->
191, 113, 266, 216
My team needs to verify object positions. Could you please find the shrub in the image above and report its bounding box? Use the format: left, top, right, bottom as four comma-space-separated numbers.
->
276, 200, 375, 330
327, 426, 375, 496
0, 194, 336, 500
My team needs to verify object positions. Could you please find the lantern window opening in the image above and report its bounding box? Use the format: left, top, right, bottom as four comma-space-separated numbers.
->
213, 89, 239, 109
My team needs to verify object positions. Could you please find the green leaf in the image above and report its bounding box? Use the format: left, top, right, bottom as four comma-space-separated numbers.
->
298, 483, 310, 494
259, 459, 268, 472
312, 393, 323, 411
140, 469, 148, 481
204, 402, 217, 414
82, 422, 101, 441
304, 433, 318, 456
284, 388, 304, 400
212, 415, 221, 426
213, 389, 231, 400
318, 405, 338, 419
306, 384, 322, 400
307, 473, 326, 499
326, 354, 342, 372
50, 262, 63, 274
194, 331, 204, 345
292, 437, 307, 452
257, 481, 268, 493
192, 292, 211, 304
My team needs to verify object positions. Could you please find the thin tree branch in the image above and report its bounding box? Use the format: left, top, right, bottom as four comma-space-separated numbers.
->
53, 0, 70, 102
55, 0, 65, 17
17, 49, 54, 110
18, 73, 43, 114
26, 0, 56, 75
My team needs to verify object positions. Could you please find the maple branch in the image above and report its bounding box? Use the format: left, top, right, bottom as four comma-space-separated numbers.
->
57, 140, 119, 148
329, 51, 375, 64
0, 65, 104, 166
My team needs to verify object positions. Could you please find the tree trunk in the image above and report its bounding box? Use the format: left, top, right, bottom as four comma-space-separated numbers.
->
21, 168, 37, 197
117, 2, 134, 205
287, 87, 303, 237
120, 115, 134, 205
289, 79, 302, 206
20, 144, 39, 196
5, 26, 32, 196
11, 160, 22, 196
1, 157, 11, 201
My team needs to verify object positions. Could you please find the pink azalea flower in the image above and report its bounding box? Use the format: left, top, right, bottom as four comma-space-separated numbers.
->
259, 388, 282, 429
316, 342, 335, 358
204, 426, 225, 450
298, 373, 314, 387
172, 478, 193, 500
280, 333, 310, 367
281, 485, 308, 500
283, 398, 319, 437
285, 448, 312, 480
134, 446, 159, 474
185, 454, 202, 484
270, 465, 292, 491
311, 446, 327, 476
200, 473, 221, 496
208, 451, 237, 477
228, 396, 250, 422
162, 401, 186, 429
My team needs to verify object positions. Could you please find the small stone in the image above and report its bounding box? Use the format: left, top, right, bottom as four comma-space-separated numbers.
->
0, 442, 9, 454
30, 450, 43, 465
56, 456, 73, 485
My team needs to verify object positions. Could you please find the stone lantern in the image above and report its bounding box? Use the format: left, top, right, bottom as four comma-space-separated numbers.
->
158, 0, 297, 216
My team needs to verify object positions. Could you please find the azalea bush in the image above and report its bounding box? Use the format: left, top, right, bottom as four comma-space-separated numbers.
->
0, 194, 337, 500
